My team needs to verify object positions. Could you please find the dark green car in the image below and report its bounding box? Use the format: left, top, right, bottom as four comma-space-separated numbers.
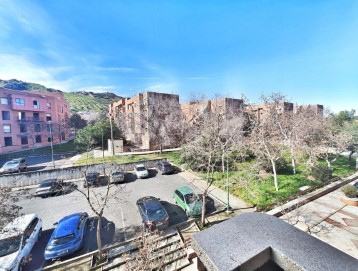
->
173, 186, 202, 217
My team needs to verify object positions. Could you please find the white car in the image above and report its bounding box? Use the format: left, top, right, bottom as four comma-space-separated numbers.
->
0, 214, 42, 271
134, 164, 149, 179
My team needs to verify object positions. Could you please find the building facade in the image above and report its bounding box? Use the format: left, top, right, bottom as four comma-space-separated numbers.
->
109, 91, 180, 150
0, 88, 70, 154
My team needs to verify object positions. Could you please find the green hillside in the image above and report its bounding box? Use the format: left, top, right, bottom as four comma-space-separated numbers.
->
0, 79, 61, 92
63, 92, 122, 113
0, 79, 123, 113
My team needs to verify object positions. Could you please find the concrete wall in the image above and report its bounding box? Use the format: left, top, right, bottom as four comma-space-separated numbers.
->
0, 158, 166, 188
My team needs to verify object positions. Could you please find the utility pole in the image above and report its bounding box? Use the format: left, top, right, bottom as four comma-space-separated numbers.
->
109, 113, 115, 156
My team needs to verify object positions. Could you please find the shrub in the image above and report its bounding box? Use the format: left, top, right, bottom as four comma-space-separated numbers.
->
257, 158, 289, 173
310, 164, 332, 183
341, 185, 357, 198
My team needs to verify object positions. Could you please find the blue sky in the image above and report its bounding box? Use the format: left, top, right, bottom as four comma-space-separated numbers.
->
0, 0, 357, 112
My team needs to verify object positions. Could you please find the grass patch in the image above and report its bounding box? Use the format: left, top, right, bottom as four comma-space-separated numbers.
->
74, 150, 182, 166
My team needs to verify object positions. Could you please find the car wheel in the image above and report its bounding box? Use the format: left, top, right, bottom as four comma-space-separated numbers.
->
38, 227, 42, 240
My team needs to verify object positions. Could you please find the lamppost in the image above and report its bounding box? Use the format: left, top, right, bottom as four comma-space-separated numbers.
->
48, 121, 55, 169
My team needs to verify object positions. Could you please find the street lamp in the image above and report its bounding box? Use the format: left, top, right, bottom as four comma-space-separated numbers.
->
48, 121, 55, 169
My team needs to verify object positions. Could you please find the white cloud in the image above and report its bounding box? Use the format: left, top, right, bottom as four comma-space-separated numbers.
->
0, 54, 76, 91
95, 67, 138, 72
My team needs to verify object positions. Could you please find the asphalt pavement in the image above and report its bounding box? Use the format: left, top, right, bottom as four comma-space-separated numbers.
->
15, 170, 224, 270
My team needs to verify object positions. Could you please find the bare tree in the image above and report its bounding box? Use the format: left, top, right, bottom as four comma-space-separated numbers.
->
248, 94, 288, 191
182, 97, 245, 225
74, 163, 127, 264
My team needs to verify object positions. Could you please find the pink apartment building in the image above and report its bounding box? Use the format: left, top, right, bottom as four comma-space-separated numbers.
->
0, 88, 70, 154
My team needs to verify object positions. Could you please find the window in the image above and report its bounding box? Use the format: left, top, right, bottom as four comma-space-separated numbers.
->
21, 136, 28, 145
35, 124, 41, 132
33, 100, 40, 109
33, 112, 40, 121
20, 124, 27, 133
18, 112, 26, 120
3, 124, 11, 133
2, 111, 10, 120
46, 114, 52, 121
35, 135, 41, 143
48, 136, 53, 142
4, 137, 12, 146
15, 98, 25, 106
47, 102, 51, 109
0, 98, 8, 104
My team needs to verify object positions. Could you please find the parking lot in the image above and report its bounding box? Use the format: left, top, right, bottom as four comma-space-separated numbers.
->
15, 170, 224, 270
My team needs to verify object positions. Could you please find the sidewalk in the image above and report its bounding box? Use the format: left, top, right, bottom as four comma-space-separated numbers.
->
93, 147, 182, 158
179, 170, 254, 211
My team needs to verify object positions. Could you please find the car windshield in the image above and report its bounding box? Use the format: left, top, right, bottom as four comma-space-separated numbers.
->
136, 167, 146, 171
4, 161, 18, 166
0, 235, 22, 257
113, 172, 123, 176
39, 181, 53, 188
51, 234, 75, 246
184, 193, 199, 204
164, 165, 172, 169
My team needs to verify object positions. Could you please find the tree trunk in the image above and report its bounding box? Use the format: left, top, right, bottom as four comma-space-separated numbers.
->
271, 159, 279, 191
221, 153, 225, 173
201, 193, 207, 227
349, 150, 353, 161
97, 216, 103, 259
160, 144, 163, 154
326, 159, 332, 169
290, 147, 296, 174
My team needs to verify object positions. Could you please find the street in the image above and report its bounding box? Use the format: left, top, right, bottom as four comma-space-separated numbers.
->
15, 170, 223, 270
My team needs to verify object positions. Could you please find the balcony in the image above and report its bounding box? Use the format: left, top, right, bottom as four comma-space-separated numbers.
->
17, 117, 45, 122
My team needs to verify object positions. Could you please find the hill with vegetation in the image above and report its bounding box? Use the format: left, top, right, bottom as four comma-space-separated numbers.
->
63, 91, 122, 113
0, 79, 123, 113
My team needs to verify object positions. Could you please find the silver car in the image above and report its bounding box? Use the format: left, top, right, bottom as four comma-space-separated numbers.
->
0, 158, 28, 174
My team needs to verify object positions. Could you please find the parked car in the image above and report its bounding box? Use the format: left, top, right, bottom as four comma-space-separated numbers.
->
136, 196, 169, 231
83, 172, 100, 188
173, 186, 202, 217
35, 179, 69, 198
0, 214, 42, 271
0, 158, 28, 174
156, 161, 174, 175
44, 212, 88, 260
134, 164, 149, 179
111, 170, 125, 184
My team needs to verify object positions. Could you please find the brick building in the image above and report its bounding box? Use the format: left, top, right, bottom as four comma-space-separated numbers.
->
109, 91, 180, 150
0, 88, 70, 154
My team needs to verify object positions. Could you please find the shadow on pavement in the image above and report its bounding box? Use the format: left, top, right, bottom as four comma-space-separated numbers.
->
148, 169, 158, 178
24, 229, 53, 271
124, 172, 137, 183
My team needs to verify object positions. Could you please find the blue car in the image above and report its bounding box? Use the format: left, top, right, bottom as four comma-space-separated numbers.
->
44, 212, 88, 260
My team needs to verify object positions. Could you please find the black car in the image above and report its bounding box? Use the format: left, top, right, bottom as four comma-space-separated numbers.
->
84, 172, 100, 188
156, 161, 174, 175
35, 179, 67, 198
136, 196, 170, 231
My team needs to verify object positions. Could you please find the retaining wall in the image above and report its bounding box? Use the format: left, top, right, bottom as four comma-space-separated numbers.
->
0, 159, 166, 188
